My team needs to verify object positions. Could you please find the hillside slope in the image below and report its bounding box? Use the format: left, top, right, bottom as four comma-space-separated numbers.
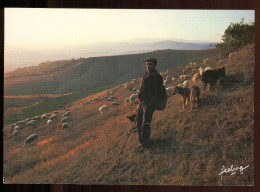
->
3, 44, 254, 185
4, 49, 215, 95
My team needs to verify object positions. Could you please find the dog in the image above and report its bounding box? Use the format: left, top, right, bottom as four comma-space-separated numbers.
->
190, 86, 200, 111
172, 86, 191, 110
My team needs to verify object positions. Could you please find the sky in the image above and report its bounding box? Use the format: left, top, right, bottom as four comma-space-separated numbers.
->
4, 9, 254, 72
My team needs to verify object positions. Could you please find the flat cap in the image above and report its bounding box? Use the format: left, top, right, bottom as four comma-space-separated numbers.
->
145, 57, 157, 64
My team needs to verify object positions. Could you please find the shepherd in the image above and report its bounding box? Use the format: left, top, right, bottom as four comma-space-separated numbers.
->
136, 57, 163, 148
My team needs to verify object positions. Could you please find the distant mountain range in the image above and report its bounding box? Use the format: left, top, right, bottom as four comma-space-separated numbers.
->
4, 48, 216, 95
4, 40, 218, 72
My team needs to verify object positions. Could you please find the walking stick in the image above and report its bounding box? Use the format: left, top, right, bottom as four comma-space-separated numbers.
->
119, 124, 137, 155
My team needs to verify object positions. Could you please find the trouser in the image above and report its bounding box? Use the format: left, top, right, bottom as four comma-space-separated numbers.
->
136, 102, 154, 147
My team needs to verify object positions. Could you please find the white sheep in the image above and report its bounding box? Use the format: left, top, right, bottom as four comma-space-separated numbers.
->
166, 86, 175, 97
27, 120, 37, 128
178, 80, 190, 88
14, 125, 20, 131
130, 94, 138, 102
41, 114, 48, 120
47, 119, 53, 129
23, 134, 38, 148
171, 78, 176, 82
203, 58, 209, 64
60, 116, 71, 124
49, 114, 58, 121
62, 111, 71, 119
13, 130, 19, 141
192, 73, 201, 85
112, 102, 120, 106
62, 123, 71, 132
178, 75, 192, 82
125, 98, 130, 102
99, 105, 109, 114
199, 67, 205, 76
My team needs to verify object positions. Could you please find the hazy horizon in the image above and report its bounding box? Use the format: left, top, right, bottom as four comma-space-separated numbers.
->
4, 9, 254, 72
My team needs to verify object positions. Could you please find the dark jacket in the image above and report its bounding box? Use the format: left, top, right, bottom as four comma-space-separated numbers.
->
138, 70, 162, 110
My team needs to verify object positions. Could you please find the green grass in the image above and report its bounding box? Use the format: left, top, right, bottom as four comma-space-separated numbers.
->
4, 83, 119, 125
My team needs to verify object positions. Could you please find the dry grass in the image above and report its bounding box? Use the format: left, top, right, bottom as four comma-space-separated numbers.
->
3, 44, 254, 185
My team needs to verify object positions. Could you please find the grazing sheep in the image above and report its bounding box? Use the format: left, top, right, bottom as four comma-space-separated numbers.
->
32, 116, 41, 121
49, 114, 58, 121
54, 111, 59, 114
125, 98, 130, 102
11, 124, 17, 130
178, 75, 192, 82
13, 130, 19, 141
112, 102, 120, 106
203, 58, 209, 64
14, 125, 20, 131
62, 123, 71, 132
201, 67, 226, 91
199, 67, 205, 76
192, 73, 201, 85
62, 111, 71, 119
27, 120, 37, 128
41, 114, 48, 120
99, 105, 109, 114
60, 116, 71, 124
177, 80, 189, 89
47, 119, 53, 129
166, 86, 175, 97
130, 94, 138, 102
23, 134, 38, 148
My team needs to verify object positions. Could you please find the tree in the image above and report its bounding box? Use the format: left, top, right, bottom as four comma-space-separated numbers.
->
216, 19, 254, 56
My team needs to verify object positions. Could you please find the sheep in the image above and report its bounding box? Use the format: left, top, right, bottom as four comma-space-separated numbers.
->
11, 124, 17, 130
199, 67, 205, 76
49, 114, 58, 121
47, 119, 53, 129
27, 120, 37, 128
62, 123, 72, 132
73, 106, 78, 110
166, 86, 175, 97
112, 102, 120, 106
201, 67, 226, 91
13, 130, 19, 141
125, 98, 130, 102
130, 94, 138, 102
172, 77, 176, 82
99, 105, 109, 114
41, 114, 48, 120
23, 134, 38, 148
192, 73, 201, 85
178, 75, 192, 82
14, 125, 20, 131
164, 76, 172, 84
60, 116, 71, 125
54, 111, 59, 114
178, 80, 189, 89
62, 111, 71, 119
203, 58, 209, 64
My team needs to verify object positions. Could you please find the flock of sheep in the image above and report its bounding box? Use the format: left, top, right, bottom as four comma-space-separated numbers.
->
9, 52, 236, 148
11, 108, 74, 148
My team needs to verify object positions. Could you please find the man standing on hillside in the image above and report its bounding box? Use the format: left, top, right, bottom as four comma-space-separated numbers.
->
136, 57, 162, 148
